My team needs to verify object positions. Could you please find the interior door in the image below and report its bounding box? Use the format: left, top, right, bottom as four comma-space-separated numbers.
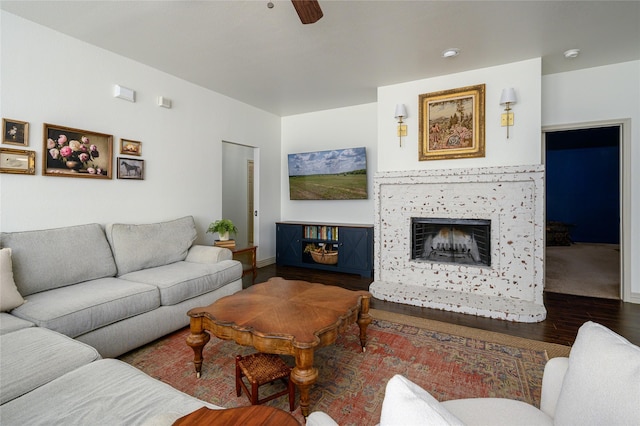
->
247, 160, 254, 245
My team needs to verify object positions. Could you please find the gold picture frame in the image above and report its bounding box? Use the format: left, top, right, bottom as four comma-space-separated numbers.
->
43, 123, 113, 179
120, 139, 142, 156
419, 84, 485, 161
2, 118, 29, 146
0, 148, 35, 174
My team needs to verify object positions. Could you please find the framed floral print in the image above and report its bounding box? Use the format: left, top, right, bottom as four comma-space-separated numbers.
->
3, 118, 29, 146
419, 84, 485, 161
43, 123, 113, 178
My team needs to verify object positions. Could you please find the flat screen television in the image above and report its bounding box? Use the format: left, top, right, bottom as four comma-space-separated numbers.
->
287, 147, 367, 200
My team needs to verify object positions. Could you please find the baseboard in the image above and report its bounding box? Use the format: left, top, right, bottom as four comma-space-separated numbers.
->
628, 291, 640, 304
257, 257, 275, 268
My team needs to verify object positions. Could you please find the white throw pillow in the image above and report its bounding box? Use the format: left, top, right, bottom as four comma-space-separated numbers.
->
0, 248, 25, 311
554, 321, 640, 425
380, 374, 465, 426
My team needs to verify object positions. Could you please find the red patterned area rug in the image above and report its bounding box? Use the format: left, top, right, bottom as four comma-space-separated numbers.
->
119, 309, 570, 425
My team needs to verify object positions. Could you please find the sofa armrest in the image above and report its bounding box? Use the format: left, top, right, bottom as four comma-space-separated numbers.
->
185, 245, 232, 264
539, 356, 569, 418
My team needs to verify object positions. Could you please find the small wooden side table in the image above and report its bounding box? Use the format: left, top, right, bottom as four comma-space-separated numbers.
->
214, 241, 258, 282
229, 245, 258, 283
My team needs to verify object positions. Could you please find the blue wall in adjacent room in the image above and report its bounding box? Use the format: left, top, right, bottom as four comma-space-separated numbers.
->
546, 127, 620, 244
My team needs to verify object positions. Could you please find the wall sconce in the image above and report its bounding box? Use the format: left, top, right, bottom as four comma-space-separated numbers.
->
499, 88, 517, 139
395, 104, 407, 147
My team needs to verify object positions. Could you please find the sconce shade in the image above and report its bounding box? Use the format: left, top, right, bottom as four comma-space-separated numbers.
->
500, 88, 517, 105
395, 104, 407, 119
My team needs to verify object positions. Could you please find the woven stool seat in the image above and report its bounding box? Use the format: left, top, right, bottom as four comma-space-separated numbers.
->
235, 353, 295, 411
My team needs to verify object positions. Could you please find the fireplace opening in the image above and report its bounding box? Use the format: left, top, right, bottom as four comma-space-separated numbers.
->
412, 218, 491, 266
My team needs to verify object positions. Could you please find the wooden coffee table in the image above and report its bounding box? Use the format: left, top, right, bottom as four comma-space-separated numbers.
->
186, 277, 372, 417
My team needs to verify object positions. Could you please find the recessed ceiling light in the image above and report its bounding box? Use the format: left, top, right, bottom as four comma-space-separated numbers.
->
564, 49, 580, 59
442, 48, 460, 58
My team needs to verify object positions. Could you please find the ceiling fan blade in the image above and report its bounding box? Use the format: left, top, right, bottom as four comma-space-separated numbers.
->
291, 0, 323, 24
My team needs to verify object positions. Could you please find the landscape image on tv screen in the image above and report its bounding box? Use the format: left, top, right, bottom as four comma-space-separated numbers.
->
288, 147, 367, 200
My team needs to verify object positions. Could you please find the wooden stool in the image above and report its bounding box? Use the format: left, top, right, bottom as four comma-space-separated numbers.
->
235, 353, 295, 411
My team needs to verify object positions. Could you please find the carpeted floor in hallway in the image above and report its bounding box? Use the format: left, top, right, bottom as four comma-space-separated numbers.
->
545, 243, 620, 299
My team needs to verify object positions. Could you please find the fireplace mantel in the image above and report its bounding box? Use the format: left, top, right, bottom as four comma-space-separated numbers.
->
370, 165, 546, 322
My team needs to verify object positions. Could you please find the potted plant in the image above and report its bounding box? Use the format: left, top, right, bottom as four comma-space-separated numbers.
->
207, 219, 238, 241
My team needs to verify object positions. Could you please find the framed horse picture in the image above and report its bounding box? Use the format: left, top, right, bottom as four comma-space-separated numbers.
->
117, 157, 144, 180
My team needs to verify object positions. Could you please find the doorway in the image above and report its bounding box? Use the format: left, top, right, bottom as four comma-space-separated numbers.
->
543, 125, 622, 299
222, 142, 256, 248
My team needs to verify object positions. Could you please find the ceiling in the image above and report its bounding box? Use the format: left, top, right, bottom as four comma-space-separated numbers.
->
2, 1, 639, 116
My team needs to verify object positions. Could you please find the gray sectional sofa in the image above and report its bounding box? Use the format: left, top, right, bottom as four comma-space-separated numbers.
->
0, 216, 244, 424
0, 327, 223, 424
0, 216, 243, 357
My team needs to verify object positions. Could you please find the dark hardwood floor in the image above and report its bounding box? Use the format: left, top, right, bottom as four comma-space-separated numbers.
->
247, 264, 640, 348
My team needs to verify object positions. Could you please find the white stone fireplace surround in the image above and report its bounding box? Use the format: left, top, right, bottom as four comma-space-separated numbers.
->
370, 165, 546, 322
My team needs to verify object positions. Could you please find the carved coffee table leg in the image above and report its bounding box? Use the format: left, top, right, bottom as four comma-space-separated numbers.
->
291, 347, 318, 417
186, 317, 210, 378
357, 295, 372, 352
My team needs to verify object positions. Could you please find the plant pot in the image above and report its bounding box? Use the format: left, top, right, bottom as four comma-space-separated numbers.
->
218, 231, 230, 241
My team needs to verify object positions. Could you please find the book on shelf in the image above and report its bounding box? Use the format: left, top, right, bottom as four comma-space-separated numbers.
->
214, 239, 236, 249
303, 225, 339, 241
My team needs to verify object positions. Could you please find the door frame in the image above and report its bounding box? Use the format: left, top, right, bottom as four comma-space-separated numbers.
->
222, 141, 259, 252
542, 119, 631, 301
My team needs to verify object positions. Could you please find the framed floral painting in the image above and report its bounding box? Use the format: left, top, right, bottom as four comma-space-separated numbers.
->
0, 148, 35, 174
418, 84, 485, 161
3, 118, 29, 146
117, 157, 144, 180
43, 123, 113, 178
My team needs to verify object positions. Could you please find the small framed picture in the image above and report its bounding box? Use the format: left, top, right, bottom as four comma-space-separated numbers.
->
3, 118, 29, 146
120, 139, 142, 156
0, 148, 35, 174
117, 157, 144, 180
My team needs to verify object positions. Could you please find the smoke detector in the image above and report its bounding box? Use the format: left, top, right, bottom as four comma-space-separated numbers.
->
564, 49, 580, 59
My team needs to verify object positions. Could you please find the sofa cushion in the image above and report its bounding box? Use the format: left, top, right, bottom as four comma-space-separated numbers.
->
554, 321, 640, 425
0, 327, 101, 405
9, 277, 160, 338
105, 216, 197, 276
119, 260, 242, 306
0, 223, 117, 296
380, 374, 465, 426
0, 359, 221, 424
0, 312, 33, 335
0, 248, 24, 311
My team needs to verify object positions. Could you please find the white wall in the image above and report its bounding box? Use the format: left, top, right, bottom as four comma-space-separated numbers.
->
542, 61, 640, 301
0, 12, 281, 262
281, 103, 377, 225
377, 58, 542, 171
